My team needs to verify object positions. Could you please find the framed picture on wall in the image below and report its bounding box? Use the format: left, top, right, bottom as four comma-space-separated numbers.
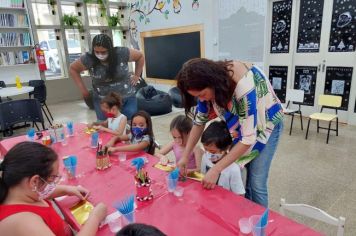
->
269, 66, 288, 103
324, 66, 353, 110
296, 0, 324, 53
270, 0, 293, 53
294, 66, 317, 106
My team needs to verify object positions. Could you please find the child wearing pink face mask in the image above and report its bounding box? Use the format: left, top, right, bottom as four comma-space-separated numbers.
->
155, 115, 203, 174
88, 92, 127, 136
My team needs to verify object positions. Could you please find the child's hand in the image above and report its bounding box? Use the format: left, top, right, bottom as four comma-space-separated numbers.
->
159, 156, 169, 166
93, 125, 103, 130
107, 146, 117, 154
91, 202, 107, 223
65, 185, 90, 200
87, 123, 93, 128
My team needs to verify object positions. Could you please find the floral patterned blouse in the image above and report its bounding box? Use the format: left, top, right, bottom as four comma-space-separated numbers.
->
191, 66, 284, 165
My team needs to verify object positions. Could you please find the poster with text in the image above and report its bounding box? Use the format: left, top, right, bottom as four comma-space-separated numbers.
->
328, 0, 356, 52
270, 0, 293, 53
294, 66, 317, 106
269, 66, 288, 103
324, 67, 353, 110
297, 0, 324, 53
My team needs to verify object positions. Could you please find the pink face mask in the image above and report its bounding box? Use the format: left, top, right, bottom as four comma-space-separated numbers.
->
35, 177, 57, 201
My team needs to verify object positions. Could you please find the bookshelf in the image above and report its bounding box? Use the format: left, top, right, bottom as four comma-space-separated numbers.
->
0, 0, 36, 67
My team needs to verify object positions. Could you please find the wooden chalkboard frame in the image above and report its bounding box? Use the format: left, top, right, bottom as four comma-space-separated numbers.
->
140, 24, 205, 85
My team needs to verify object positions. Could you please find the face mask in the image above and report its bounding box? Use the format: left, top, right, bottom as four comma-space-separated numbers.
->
105, 112, 115, 118
35, 179, 57, 201
205, 151, 224, 162
95, 53, 109, 61
132, 127, 147, 138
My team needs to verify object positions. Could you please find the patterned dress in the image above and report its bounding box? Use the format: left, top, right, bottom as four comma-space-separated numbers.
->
191, 66, 284, 165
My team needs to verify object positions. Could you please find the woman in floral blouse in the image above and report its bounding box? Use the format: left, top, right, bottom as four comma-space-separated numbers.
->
176, 58, 284, 207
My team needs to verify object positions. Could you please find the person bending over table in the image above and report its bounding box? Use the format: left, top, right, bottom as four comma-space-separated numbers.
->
176, 58, 284, 207
70, 34, 145, 121
0, 142, 107, 236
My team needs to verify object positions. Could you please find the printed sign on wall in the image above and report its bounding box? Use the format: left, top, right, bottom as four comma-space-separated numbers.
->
324, 67, 353, 110
294, 66, 317, 106
269, 66, 288, 103
270, 0, 293, 53
297, 0, 324, 53
328, 0, 356, 52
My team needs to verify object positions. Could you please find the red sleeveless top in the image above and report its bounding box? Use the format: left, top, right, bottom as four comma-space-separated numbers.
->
0, 200, 72, 236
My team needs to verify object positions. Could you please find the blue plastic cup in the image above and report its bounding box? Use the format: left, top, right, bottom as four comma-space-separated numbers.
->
166, 175, 178, 193
91, 132, 99, 148
65, 165, 77, 179
67, 121, 74, 136
27, 128, 35, 141
121, 210, 135, 226
249, 215, 267, 236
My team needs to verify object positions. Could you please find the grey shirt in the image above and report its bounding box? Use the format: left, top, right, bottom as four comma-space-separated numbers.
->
81, 47, 134, 97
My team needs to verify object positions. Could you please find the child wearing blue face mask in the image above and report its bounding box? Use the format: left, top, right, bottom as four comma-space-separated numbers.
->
107, 110, 155, 155
201, 121, 245, 195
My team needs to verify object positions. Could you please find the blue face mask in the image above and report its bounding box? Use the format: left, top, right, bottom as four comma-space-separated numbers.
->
132, 127, 147, 138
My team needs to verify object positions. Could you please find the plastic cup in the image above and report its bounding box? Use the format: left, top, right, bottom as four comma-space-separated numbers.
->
64, 165, 77, 179
108, 218, 122, 233
118, 153, 126, 162
121, 211, 135, 226
249, 215, 267, 236
166, 175, 178, 193
27, 128, 35, 141
238, 217, 252, 234
173, 186, 184, 197
91, 132, 99, 148
67, 121, 74, 136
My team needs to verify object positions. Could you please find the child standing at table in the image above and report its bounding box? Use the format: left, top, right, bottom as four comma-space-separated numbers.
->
107, 110, 155, 155
89, 92, 127, 136
155, 115, 203, 173
201, 121, 245, 195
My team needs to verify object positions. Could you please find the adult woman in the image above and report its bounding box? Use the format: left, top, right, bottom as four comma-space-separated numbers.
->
176, 58, 284, 207
0, 142, 107, 236
70, 34, 144, 121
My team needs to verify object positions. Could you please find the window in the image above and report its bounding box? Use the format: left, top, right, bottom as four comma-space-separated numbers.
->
32, 2, 58, 25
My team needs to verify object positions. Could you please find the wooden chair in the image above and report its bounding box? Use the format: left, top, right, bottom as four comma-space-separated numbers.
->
280, 198, 345, 236
305, 95, 342, 144
283, 89, 304, 135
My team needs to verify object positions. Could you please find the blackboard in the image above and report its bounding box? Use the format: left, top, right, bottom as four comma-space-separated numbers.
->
143, 31, 201, 80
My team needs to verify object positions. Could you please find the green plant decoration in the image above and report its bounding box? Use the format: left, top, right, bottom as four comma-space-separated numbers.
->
62, 14, 84, 33
107, 13, 120, 28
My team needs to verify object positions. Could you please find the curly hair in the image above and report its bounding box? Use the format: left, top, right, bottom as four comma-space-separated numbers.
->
176, 58, 236, 114
101, 92, 123, 109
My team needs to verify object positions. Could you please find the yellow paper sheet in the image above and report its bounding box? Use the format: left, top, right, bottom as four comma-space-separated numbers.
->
187, 171, 205, 182
70, 201, 94, 225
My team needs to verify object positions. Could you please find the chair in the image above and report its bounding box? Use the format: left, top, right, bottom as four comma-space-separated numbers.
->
0, 80, 12, 103
305, 95, 342, 144
282, 89, 304, 135
28, 80, 54, 125
0, 99, 45, 137
279, 198, 345, 236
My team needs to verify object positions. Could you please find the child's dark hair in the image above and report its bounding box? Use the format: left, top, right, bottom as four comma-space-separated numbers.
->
170, 115, 192, 136
131, 110, 155, 155
201, 121, 232, 150
0, 142, 58, 203
116, 223, 166, 236
101, 92, 122, 109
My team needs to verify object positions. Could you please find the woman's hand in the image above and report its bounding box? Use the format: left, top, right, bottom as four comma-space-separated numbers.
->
130, 75, 140, 86
202, 168, 220, 189
177, 157, 189, 175
91, 202, 107, 223
65, 185, 90, 200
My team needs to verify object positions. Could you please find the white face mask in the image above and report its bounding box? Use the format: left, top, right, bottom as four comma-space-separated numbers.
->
205, 152, 224, 162
95, 53, 109, 61
35, 178, 57, 201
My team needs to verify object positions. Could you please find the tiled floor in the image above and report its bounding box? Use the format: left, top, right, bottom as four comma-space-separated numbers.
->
3, 100, 356, 236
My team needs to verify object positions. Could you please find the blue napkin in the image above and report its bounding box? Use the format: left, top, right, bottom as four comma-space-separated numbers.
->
27, 128, 35, 137
169, 168, 179, 179
63, 155, 77, 175
114, 194, 135, 215
131, 157, 145, 171
257, 208, 269, 227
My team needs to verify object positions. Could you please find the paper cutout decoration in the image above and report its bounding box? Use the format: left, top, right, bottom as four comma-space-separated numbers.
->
297, 0, 324, 53
70, 201, 94, 225
294, 66, 317, 106
328, 0, 356, 52
270, 0, 293, 53
269, 66, 288, 103
324, 67, 353, 111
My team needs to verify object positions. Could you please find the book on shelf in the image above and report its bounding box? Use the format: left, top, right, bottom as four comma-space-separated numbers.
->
0, 0, 24, 8
0, 50, 33, 66
0, 32, 31, 46
0, 13, 28, 27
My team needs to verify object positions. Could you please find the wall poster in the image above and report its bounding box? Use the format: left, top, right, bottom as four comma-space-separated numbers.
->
269, 66, 288, 103
294, 66, 318, 106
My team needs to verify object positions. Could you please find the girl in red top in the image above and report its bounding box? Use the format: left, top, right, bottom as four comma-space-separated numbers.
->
0, 142, 107, 236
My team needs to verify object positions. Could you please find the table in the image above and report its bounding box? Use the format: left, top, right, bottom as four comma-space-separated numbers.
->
0, 86, 34, 98
0, 123, 323, 236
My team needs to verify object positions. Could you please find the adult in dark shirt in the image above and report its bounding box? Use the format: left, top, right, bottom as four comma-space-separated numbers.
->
70, 34, 144, 121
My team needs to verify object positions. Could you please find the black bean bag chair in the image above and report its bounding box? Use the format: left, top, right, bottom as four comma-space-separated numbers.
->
136, 86, 172, 116
168, 87, 183, 108
84, 90, 94, 110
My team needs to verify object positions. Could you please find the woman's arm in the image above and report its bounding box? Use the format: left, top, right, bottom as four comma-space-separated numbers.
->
108, 141, 149, 153
177, 124, 205, 172
128, 49, 144, 85
77, 203, 107, 236
69, 59, 89, 98
49, 185, 89, 200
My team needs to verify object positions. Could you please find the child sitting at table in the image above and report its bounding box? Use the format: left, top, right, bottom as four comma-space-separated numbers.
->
155, 115, 202, 173
117, 223, 166, 236
201, 121, 245, 195
0, 141, 107, 236
107, 110, 155, 155
89, 92, 127, 136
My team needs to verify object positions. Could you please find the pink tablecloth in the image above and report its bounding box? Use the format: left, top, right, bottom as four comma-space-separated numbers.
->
0, 123, 323, 236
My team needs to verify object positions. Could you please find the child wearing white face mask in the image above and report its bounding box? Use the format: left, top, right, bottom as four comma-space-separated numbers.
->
155, 115, 203, 174
201, 121, 245, 195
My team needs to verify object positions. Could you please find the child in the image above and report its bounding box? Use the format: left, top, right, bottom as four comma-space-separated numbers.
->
117, 223, 166, 236
89, 92, 127, 136
155, 115, 202, 173
107, 110, 155, 155
201, 121, 245, 195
